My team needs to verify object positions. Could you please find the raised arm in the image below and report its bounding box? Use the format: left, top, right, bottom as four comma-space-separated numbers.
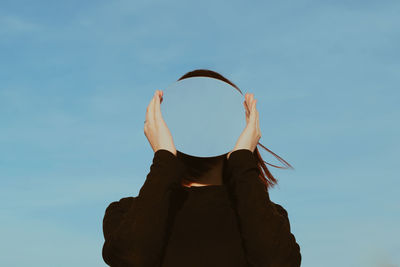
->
102, 149, 186, 266
226, 149, 301, 267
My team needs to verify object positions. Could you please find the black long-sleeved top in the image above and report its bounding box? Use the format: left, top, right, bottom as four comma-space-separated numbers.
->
102, 149, 301, 267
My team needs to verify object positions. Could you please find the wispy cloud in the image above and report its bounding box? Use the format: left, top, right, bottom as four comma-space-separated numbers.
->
0, 15, 41, 35
0, 214, 104, 266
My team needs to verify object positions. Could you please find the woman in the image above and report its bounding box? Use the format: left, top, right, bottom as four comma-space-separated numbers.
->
102, 70, 302, 267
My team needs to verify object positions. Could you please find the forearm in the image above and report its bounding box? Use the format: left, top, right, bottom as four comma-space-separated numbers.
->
226, 149, 301, 266
102, 149, 186, 266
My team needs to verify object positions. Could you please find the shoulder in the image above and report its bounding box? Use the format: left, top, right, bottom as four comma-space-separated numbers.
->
105, 196, 138, 213
270, 200, 289, 218
269, 201, 293, 231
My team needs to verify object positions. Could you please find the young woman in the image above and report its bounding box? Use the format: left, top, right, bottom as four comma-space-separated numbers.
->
102, 70, 302, 267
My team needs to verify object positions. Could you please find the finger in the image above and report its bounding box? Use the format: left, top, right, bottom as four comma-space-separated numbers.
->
247, 93, 255, 110
148, 91, 156, 124
250, 98, 257, 123
154, 90, 162, 121
248, 93, 255, 115
256, 104, 260, 136
145, 93, 154, 124
245, 93, 251, 111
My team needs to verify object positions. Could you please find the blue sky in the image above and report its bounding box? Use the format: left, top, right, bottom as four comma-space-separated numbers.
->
1, 0, 399, 266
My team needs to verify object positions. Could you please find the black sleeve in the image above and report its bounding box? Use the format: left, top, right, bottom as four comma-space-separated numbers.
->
226, 149, 302, 267
102, 149, 186, 267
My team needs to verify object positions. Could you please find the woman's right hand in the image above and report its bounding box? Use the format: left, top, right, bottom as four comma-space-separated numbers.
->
227, 93, 261, 159
144, 89, 177, 156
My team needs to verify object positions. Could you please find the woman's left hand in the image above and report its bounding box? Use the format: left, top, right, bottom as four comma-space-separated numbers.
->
227, 93, 261, 159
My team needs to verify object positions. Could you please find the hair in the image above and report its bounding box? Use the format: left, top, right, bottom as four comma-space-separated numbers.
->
176, 69, 294, 189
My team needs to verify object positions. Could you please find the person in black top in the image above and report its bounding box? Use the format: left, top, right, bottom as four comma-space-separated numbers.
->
102, 73, 302, 266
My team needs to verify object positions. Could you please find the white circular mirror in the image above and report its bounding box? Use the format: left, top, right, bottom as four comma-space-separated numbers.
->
162, 76, 246, 158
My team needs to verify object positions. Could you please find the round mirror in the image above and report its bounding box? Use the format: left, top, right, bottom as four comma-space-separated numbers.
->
161, 76, 246, 158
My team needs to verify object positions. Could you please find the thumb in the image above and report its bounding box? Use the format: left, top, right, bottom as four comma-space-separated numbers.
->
244, 101, 249, 124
